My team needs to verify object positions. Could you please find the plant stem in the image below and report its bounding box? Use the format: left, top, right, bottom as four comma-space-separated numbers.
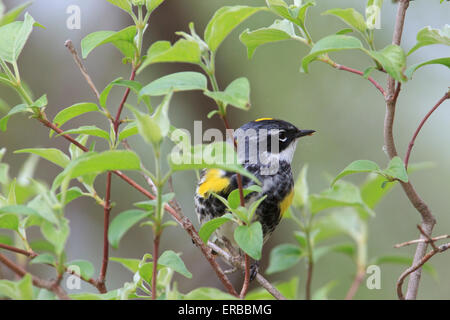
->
152, 232, 160, 300
404, 92, 449, 169
97, 171, 112, 293
383, 0, 436, 300
0, 243, 37, 258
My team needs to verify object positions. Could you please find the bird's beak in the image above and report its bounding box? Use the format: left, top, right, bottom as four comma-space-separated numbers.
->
295, 129, 316, 138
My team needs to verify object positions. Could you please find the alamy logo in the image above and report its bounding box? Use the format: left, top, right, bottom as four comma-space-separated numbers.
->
66, 5, 81, 30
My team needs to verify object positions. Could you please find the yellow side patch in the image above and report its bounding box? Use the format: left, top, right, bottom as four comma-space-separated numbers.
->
254, 117, 273, 122
197, 169, 230, 197
280, 189, 294, 216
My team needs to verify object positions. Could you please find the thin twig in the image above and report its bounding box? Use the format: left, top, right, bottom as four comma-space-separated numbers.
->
395, 234, 450, 248
64, 40, 100, 100
0, 243, 37, 258
397, 242, 450, 300
404, 92, 449, 169
208, 242, 286, 300
334, 63, 386, 97
345, 268, 365, 300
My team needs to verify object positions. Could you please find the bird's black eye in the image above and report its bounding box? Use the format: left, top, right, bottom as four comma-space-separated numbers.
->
279, 131, 287, 142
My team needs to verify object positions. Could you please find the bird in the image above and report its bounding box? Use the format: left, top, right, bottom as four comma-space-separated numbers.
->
194, 118, 315, 278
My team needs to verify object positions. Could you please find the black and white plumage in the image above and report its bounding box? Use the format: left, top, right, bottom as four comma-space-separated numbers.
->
195, 118, 314, 256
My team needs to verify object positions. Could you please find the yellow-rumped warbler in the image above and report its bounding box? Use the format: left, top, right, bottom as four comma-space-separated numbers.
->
195, 118, 315, 277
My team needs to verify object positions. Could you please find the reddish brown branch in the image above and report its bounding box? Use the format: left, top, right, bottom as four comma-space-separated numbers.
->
345, 268, 365, 300
151, 233, 160, 300
0, 252, 69, 300
0, 243, 37, 258
397, 242, 450, 300
334, 63, 386, 97
97, 171, 112, 293
404, 92, 449, 169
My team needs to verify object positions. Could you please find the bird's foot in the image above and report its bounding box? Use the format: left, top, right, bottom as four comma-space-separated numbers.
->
250, 261, 260, 281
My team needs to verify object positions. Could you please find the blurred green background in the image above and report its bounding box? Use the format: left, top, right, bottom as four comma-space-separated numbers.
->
0, 0, 449, 299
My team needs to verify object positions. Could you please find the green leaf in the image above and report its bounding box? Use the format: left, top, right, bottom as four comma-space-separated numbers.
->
266, 243, 302, 274
332, 160, 380, 186
0, 213, 19, 230
198, 213, 234, 243
0, 13, 36, 63
301, 35, 364, 73
227, 185, 261, 210
118, 122, 138, 142
52, 103, 99, 135
99, 78, 150, 109
139, 39, 201, 72
70, 290, 118, 300
158, 250, 192, 279
81, 26, 137, 59
110, 257, 141, 273
56, 187, 84, 205
405, 57, 450, 79
408, 25, 450, 55
14, 148, 71, 168
0, 104, 30, 132
0, 273, 33, 300
383, 156, 408, 183
169, 142, 260, 185
30, 253, 56, 266
204, 77, 251, 110
245, 276, 299, 300
239, 19, 295, 59
57, 125, 110, 141
372, 255, 437, 278
323, 8, 367, 34
106, 0, 132, 14
0, 2, 32, 27
146, 0, 165, 13
204, 6, 264, 52
310, 181, 375, 218
312, 280, 338, 300
53, 150, 141, 190
183, 287, 238, 300
293, 164, 309, 209
360, 173, 395, 209
234, 221, 263, 260
367, 44, 407, 82
140, 72, 207, 96
66, 260, 95, 279
40, 219, 70, 255
0, 234, 13, 246
314, 208, 366, 244
108, 209, 149, 249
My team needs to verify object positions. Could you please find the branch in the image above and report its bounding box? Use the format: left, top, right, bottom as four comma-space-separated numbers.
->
0, 252, 70, 300
382, 0, 437, 300
345, 268, 365, 300
334, 63, 386, 97
208, 242, 287, 300
0, 243, 37, 258
404, 92, 449, 169
64, 40, 100, 100
397, 241, 450, 300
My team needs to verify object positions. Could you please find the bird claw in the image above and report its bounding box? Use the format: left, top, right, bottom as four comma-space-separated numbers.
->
250, 261, 260, 281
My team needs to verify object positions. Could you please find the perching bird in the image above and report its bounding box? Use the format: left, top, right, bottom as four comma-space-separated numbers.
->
195, 118, 315, 277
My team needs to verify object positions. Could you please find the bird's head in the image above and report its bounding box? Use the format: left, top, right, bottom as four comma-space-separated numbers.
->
234, 118, 315, 168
